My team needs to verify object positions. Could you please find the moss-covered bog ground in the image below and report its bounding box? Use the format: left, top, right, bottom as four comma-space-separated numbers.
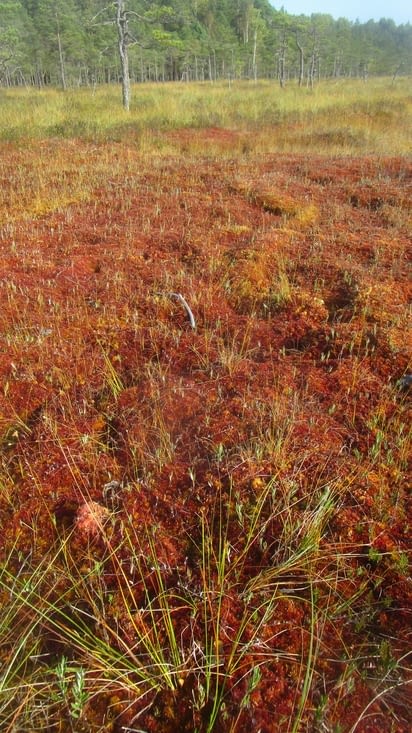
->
0, 82, 411, 732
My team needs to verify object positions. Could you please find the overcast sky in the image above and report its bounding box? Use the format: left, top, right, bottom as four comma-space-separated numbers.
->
277, 0, 411, 25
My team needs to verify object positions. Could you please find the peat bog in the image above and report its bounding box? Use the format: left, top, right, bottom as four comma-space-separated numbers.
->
0, 93, 411, 732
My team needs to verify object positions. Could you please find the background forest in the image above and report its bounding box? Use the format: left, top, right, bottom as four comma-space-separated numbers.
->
0, 0, 411, 90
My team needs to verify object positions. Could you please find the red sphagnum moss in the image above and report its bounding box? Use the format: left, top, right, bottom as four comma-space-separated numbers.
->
0, 142, 410, 732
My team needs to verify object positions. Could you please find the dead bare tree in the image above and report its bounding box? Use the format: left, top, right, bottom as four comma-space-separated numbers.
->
115, 0, 130, 110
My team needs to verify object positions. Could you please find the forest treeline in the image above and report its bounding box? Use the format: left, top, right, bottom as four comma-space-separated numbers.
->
1, 0, 411, 89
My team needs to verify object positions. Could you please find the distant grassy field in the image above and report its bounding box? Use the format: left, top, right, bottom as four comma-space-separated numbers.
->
0, 78, 411, 733
0, 77, 411, 154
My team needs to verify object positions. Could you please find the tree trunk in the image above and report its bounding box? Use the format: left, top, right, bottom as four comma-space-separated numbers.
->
56, 13, 67, 91
295, 32, 304, 87
115, 0, 130, 111
392, 63, 403, 83
252, 26, 258, 82
308, 52, 316, 88
278, 34, 287, 88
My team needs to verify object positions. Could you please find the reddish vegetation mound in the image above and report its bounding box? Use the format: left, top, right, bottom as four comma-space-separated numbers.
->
0, 142, 410, 732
